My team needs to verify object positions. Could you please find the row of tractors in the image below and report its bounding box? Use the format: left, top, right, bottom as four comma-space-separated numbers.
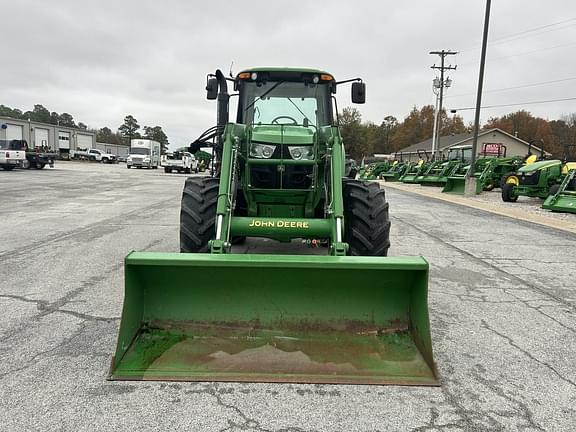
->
358, 143, 576, 214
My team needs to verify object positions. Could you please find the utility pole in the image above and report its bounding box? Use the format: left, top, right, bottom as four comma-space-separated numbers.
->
430, 50, 457, 160
465, 0, 491, 196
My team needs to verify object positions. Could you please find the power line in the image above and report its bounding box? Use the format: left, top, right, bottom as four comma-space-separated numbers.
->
451, 96, 576, 111
460, 17, 576, 52
446, 76, 576, 98
459, 41, 576, 66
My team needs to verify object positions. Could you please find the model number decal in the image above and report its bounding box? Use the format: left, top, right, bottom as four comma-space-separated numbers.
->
248, 219, 309, 229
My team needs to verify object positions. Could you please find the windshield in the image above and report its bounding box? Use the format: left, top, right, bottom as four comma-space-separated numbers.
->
0, 140, 23, 150
130, 147, 150, 155
239, 81, 332, 127
448, 148, 472, 161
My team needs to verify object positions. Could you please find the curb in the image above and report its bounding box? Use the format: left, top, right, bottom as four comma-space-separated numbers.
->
380, 181, 576, 235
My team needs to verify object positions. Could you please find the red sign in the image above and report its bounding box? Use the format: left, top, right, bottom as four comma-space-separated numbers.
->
482, 143, 504, 156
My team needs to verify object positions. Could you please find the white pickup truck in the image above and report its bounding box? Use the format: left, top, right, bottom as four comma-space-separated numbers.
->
161, 151, 198, 174
0, 139, 26, 171
71, 148, 117, 163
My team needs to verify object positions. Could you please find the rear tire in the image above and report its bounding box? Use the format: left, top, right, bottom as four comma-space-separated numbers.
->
342, 179, 390, 256
2, 165, 15, 171
35, 162, 45, 169
180, 177, 219, 253
164, 167, 172, 173
502, 183, 518, 202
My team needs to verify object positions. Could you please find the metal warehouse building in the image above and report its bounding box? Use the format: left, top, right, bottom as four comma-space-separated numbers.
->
0, 116, 96, 159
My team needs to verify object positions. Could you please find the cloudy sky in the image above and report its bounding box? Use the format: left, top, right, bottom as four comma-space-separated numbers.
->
2, 0, 576, 148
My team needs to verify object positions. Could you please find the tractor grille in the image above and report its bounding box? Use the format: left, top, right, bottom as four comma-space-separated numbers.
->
131, 157, 143, 164
519, 171, 540, 185
250, 165, 312, 189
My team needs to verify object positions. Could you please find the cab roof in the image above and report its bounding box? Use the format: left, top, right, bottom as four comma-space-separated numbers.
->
236, 67, 335, 81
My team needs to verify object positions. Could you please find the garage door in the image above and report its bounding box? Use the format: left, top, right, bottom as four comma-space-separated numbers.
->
7, 124, 23, 141
34, 128, 49, 149
77, 134, 93, 150
58, 131, 70, 149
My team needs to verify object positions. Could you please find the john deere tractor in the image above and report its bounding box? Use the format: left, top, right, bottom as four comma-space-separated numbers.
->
501, 159, 567, 202
109, 68, 437, 386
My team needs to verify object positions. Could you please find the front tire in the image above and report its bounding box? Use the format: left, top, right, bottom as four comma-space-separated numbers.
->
164, 167, 172, 173
180, 177, 219, 253
342, 179, 390, 256
502, 183, 518, 202
2, 165, 15, 171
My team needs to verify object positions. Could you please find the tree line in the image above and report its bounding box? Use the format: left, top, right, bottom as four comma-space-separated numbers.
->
340, 106, 576, 161
0, 104, 169, 153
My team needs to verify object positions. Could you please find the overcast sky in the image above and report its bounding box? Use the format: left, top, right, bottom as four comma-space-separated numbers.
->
2, 0, 576, 148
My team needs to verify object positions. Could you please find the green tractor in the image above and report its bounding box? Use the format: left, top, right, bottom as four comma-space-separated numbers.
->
443, 144, 524, 195
380, 157, 408, 182
501, 159, 567, 202
360, 160, 390, 180
109, 68, 438, 385
400, 150, 430, 183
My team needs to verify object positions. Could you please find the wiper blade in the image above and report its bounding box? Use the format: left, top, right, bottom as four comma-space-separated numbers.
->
244, 81, 285, 112
287, 97, 315, 127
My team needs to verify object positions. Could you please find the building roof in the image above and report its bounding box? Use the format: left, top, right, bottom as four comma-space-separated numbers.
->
398, 131, 474, 155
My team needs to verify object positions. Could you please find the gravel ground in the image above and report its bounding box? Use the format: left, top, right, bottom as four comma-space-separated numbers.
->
1, 162, 575, 431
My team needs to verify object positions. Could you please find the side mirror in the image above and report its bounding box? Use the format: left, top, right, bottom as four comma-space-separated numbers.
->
206, 78, 218, 100
351, 82, 366, 104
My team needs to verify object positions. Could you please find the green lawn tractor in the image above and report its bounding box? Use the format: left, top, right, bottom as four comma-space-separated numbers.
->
542, 167, 576, 212
359, 161, 390, 180
501, 159, 567, 202
417, 159, 461, 186
400, 151, 430, 183
380, 159, 408, 181
109, 68, 438, 386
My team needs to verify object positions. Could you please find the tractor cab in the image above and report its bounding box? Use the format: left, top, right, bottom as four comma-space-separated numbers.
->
447, 145, 473, 163
206, 68, 365, 220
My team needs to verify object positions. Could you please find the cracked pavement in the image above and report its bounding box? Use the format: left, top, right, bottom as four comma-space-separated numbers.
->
1, 162, 575, 431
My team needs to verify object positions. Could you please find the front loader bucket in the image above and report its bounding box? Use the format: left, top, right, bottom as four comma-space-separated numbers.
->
110, 253, 438, 386
442, 177, 465, 194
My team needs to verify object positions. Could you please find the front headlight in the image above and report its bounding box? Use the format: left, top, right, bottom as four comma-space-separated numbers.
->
127, 157, 132, 162
250, 143, 276, 159
288, 146, 314, 160
144, 157, 151, 162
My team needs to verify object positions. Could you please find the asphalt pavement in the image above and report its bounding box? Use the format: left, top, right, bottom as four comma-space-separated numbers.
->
1, 162, 575, 431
